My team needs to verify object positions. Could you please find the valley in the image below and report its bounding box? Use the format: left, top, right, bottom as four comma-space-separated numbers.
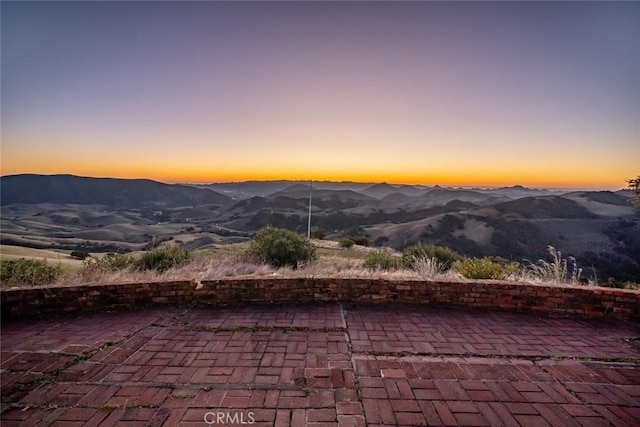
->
1, 174, 639, 282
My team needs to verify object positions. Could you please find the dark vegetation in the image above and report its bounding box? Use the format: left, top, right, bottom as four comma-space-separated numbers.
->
402, 243, 462, 269
363, 250, 402, 271
79, 246, 192, 273
1, 259, 62, 286
452, 257, 519, 280
136, 245, 191, 272
1, 246, 194, 286
627, 176, 640, 207
70, 250, 90, 260
0, 237, 130, 254
339, 235, 374, 248
84, 253, 135, 271
247, 226, 316, 269
580, 218, 640, 283
360, 245, 520, 281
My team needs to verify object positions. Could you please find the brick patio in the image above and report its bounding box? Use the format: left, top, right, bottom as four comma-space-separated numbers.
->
1, 304, 639, 426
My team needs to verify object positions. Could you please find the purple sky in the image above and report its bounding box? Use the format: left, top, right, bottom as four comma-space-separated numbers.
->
2, 1, 638, 188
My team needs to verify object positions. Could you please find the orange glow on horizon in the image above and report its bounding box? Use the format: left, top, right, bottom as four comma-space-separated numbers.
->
1, 138, 633, 191
1, 163, 627, 191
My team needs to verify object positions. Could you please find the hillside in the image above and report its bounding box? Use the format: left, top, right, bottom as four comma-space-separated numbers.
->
197, 180, 433, 200
1, 174, 232, 208
1, 176, 638, 282
213, 185, 639, 281
366, 191, 639, 281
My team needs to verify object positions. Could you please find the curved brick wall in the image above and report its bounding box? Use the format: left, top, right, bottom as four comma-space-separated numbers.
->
1, 278, 639, 322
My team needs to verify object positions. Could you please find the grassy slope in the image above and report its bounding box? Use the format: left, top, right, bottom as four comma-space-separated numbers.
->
0, 244, 83, 270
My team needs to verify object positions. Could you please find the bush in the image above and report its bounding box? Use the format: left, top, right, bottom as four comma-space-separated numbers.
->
135, 245, 191, 273
70, 250, 90, 260
623, 282, 640, 290
339, 237, 355, 248
341, 235, 373, 247
351, 235, 373, 247
248, 226, 316, 269
402, 243, 461, 269
310, 229, 326, 240
83, 253, 135, 271
627, 176, 640, 208
363, 250, 402, 271
1, 258, 62, 286
452, 257, 518, 280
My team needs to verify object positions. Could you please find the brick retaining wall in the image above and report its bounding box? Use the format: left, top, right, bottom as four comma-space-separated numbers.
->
1, 278, 639, 322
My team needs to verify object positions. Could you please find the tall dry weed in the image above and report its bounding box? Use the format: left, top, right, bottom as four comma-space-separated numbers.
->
523, 245, 583, 284
412, 258, 444, 279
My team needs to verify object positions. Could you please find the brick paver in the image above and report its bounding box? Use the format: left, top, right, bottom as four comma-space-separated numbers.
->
1, 305, 638, 426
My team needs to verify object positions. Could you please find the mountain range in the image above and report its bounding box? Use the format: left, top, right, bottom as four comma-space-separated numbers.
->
2, 174, 638, 282
1, 174, 231, 208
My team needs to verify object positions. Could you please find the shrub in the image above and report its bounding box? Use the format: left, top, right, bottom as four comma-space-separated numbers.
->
310, 229, 326, 240
70, 250, 90, 260
1, 258, 62, 286
83, 253, 135, 271
135, 245, 191, 273
452, 257, 518, 280
339, 237, 355, 248
363, 250, 402, 271
601, 277, 640, 290
525, 245, 582, 284
247, 226, 316, 269
623, 282, 640, 291
348, 235, 373, 247
402, 243, 461, 269
627, 176, 640, 208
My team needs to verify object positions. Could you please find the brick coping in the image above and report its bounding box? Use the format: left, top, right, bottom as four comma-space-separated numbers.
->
1, 278, 639, 322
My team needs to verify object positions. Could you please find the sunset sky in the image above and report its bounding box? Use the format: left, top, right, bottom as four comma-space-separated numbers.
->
2, 1, 638, 189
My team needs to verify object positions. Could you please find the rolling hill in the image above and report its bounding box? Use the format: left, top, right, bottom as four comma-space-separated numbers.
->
1, 176, 638, 281
1, 174, 232, 208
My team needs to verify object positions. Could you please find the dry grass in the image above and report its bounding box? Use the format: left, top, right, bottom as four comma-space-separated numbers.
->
0, 244, 83, 270
412, 258, 459, 280
522, 245, 583, 285
46, 252, 464, 287
2, 242, 626, 290
58, 255, 274, 286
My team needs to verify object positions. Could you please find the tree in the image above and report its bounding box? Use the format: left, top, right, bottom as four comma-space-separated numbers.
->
627, 176, 640, 208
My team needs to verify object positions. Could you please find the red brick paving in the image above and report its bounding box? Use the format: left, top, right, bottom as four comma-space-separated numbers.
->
1, 305, 638, 426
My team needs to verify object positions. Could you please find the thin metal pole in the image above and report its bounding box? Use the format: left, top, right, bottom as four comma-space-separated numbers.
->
307, 179, 313, 239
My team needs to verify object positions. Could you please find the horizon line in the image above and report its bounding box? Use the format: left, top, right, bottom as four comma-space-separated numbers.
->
1, 172, 627, 192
